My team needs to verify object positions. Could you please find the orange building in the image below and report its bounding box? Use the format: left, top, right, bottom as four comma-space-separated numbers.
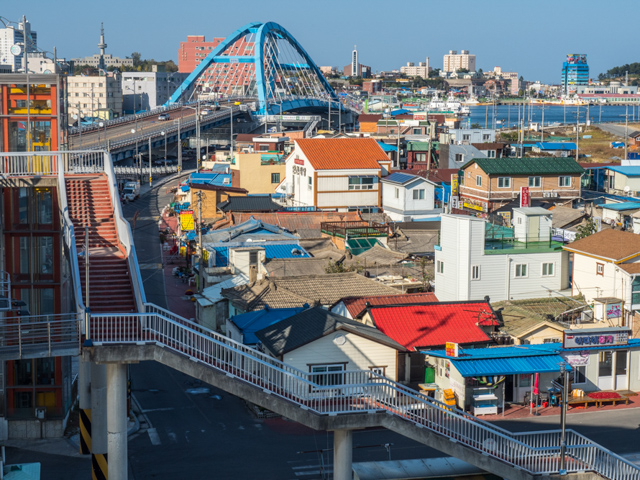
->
0, 73, 65, 151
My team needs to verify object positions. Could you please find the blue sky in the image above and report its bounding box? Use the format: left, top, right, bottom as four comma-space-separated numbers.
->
4, 0, 638, 83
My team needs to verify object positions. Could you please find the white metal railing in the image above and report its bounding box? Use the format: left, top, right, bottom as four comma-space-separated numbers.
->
0, 313, 82, 359
90, 311, 640, 480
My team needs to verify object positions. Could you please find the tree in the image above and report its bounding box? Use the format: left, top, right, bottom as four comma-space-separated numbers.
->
131, 52, 142, 68
574, 217, 598, 240
471, 122, 482, 129
419, 257, 433, 292
456, 68, 469, 74
428, 68, 440, 78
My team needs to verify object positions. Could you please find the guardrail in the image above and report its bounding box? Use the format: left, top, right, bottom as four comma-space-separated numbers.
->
113, 166, 180, 176
90, 310, 640, 479
0, 313, 82, 359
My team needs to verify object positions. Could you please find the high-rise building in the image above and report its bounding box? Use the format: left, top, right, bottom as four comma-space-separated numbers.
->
400, 58, 430, 79
0, 17, 37, 72
351, 45, 359, 78
443, 50, 476, 73
561, 54, 589, 95
67, 74, 123, 122
178, 35, 254, 96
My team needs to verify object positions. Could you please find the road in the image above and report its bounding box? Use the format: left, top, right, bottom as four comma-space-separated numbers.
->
599, 123, 632, 138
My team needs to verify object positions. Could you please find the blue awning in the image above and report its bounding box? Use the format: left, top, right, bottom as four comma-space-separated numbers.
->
377, 141, 397, 152
449, 354, 569, 377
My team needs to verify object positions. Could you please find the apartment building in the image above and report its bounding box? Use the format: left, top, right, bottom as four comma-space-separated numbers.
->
67, 74, 123, 122
443, 50, 476, 73
122, 66, 191, 113
400, 59, 430, 79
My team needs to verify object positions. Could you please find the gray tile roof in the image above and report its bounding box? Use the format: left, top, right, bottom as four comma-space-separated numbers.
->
264, 258, 333, 277
222, 273, 400, 311
255, 306, 406, 356
345, 244, 408, 267
217, 196, 283, 213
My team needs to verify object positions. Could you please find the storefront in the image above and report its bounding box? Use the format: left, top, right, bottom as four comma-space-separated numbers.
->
562, 327, 640, 393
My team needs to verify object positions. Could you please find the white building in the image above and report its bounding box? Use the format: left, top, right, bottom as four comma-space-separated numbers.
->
564, 229, 640, 323
435, 208, 570, 302
400, 58, 430, 79
284, 138, 385, 212
0, 18, 37, 72
122, 66, 190, 113
442, 50, 476, 73
381, 172, 442, 222
67, 74, 123, 122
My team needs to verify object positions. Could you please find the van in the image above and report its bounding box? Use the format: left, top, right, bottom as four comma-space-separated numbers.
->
122, 181, 140, 202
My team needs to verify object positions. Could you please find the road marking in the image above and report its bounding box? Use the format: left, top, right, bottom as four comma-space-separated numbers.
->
147, 428, 161, 446
137, 216, 160, 221
139, 263, 163, 270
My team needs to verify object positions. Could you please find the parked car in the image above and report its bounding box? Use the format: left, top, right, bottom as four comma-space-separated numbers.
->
158, 113, 170, 121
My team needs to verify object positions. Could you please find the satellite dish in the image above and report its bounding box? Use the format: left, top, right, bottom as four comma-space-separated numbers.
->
72, 114, 78, 120
624, 186, 631, 193
43, 69, 52, 74
10, 44, 22, 56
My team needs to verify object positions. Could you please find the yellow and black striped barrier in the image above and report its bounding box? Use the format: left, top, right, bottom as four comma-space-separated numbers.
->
79, 408, 91, 454
92, 453, 108, 480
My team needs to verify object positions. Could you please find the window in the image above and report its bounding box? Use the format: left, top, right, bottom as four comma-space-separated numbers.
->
249, 251, 258, 265
573, 365, 586, 384
271, 173, 280, 184
515, 264, 528, 277
436, 260, 444, 274
596, 263, 604, 276
559, 176, 571, 187
259, 144, 269, 151
412, 189, 425, 200
482, 134, 491, 141
487, 150, 496, 158
394, 187, 399, 199
529, 176, 541, 187
476, 175, 482, 187
632, 277, 640, 304
462, 134, 471, 141
348, 176, 375, 190
542, 262, 554, 276
471, 265, 480, 280
455, 153, 464, 163
413, 128, 421, 135
369, 366, 386, 376
415, 153, 426, 162
497, 177, 511, 188
310, 364, 345, 386
518, 373, 532, 387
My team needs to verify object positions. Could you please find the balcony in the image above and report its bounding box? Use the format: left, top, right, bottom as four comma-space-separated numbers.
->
484, 226, 564, 255
321, 221, 389, 239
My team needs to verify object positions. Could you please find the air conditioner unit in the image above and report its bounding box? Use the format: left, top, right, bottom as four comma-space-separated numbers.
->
543, 192, 549, 198
0, 298, 10, 311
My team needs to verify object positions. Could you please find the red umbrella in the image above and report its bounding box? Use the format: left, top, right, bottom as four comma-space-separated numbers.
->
533, 373, 540, 396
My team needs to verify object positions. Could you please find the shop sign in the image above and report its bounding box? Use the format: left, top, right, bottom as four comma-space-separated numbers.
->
445, 342, 459, 357
463, 201, 483, 212
606, 302, 622, 319
520, 186, 530, 208
180, 210, 195, 231
450, 196, 460, 209
450, 378, 465, 398
294, 158, 305, 166
450, 174, 459, 195
292, 165, 306, 176
564, 328, 630, 349
564, 352, 590, 366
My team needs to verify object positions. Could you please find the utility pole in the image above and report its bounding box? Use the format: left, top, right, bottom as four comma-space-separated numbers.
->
196, 191, 204, 293
623, 106, 631, 162
575, 107, 580, 163
541, 105, 545, 142
148, 136, 152, 187
177, 118, 182, 173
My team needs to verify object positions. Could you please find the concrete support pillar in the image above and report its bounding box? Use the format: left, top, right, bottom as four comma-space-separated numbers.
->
333, 429, 353, 480
107, 363, 128, 480
91, 362, 108, 480
78, 358, 91, 454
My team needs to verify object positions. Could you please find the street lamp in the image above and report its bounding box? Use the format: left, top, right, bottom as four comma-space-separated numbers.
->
219, 105, 235, 161
99, 121, 108, 151
161, 131, 167, 168
558, 362, 569, 474
131, 128, 141, 184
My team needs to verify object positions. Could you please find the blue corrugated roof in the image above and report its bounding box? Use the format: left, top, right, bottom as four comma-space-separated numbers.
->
607, 166, 640, 177
383, 172, 419, 184
230, 307, 306, 345
450, 354, 569, 377
601, 202, 640, 211
263, 244, 310, 259
377, 141, 397, 152
189, 172, 232, 186
535, 142, 577, 150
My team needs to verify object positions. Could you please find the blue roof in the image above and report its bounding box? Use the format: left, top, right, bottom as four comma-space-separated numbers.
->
390, 109, 411, 116
601, 202, 640, 211
230, 307, 306, 345
535, 142, 577, 150
607, 166, 640, 177
180, 185, 190, 192
189, 172, 232, 186
210, 243, 309, 267
425, 345, 568, 377
377, 141, 397, 152
383, 172, 420, 184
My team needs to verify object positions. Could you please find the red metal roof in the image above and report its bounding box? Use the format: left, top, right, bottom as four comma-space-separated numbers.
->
295, 138, 386, 170
339, 293, 439, 318
368, 302, 497, 350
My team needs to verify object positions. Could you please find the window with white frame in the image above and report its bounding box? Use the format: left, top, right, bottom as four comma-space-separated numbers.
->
497, 177, 511, 188
482, 134, 491, 141
476, 175, 482, 187
310, 364, 345, 386
529, 176, 541, 187
437, 260, 444, 274
487, 150, 496, 158
515, 264, 528, 277
596, 263, 604, 276
348, 176, 375, 190
542, 262, 554, 276
471, 265, 480, 280
394, 187, 399, 199
455, 153, 464, 163
413, 189, 425, 200
559, 176, 571, 187
463, 134, 471, 141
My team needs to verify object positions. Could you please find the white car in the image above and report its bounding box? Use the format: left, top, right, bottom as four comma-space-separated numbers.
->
158, 113, 170, 121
